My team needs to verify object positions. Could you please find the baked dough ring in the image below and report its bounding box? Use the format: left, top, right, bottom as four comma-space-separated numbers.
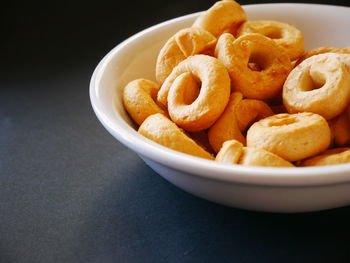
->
123, 79, 167, 125
283, 53, 350, 120
215, 33, 292, 99
208, 92, 245, 153
300, 148, 350, 167
208, 92, 273, 152
216, 140, 294, 167
234, 99, 273, 132
138, 113, 214, 160
295, 46, 350, 66
246, 112, 331, 162
155, 27, 216, 84
158, 55, 231, 132
215, 139, 243, 164
237, 20, 304, 60
192, 0, 246, 37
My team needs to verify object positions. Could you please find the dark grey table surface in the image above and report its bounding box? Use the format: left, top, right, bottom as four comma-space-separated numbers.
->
2, 0, 350, 262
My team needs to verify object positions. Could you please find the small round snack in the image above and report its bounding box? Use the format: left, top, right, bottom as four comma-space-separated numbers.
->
295, 46, 350, 66
215, 139, 243, 164
239, 147, 294, 167
215, 33, 292, 99
123, 79, 167, 125
155, 27, 216, 84
246, 112, 331, 162
283, 53, 350, 120
300, 148, 350, 167
208, 93, 273, 152
192, 0, 246, 37
237, 20, 304, 60
138, 113, 214, 160
208, 92, 245, 153
158, 55, 231, 132
215, 139, 294, 167
234, 99, 273, 132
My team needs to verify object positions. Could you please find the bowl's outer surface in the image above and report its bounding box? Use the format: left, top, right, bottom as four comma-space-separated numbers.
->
90, 4, 350, 212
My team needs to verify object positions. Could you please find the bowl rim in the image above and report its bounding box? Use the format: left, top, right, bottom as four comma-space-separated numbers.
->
90, 3, 350, 187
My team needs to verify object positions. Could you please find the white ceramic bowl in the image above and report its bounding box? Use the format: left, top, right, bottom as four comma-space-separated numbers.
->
90, 3, 350, 213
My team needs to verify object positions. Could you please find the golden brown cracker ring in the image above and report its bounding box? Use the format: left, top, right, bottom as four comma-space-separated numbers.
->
138, 113, 214, 160
158, 55, 231, 132
239, 147, 294, 167
234, 99, 273, 132
283, 53, 350, 120
155, 27, 216, 84
246, 112, 331, 162
208, 92, 245, 153
208, 95, 272, 153
237, 20, 304, 60
300, 148, 350, 167
295, 46, 350, 66
215, 139, 243, 164
123, 79, 167, 125
215, 33, 292, 99
192, 0, 246, 37
215, 140, 294, 167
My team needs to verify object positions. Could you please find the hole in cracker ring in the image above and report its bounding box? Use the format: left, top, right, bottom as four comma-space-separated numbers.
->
237, 20, 304, 61
192, 0, 246, 38
158, 55, 231, 132
246, 112, 331, 162
299, 147, 350, 167
208, 92, 246, 153
295, 46, 350, 66
216, 139, 294, 167
123, 79, 167, 126
155, 27, 216, 84
283, 53, 350, 120
215, 33, 292, 100
138, 113, 214, 160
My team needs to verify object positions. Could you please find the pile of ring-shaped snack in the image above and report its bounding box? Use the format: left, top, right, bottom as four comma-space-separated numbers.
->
122, 0, 350, 167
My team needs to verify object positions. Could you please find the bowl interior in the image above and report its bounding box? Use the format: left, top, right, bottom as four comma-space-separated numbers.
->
90, 3, 350, 185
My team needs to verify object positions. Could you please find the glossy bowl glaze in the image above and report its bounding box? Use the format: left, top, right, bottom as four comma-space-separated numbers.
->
90, 4, 350, 213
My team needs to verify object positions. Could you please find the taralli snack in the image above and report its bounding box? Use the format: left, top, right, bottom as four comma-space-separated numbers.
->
283, 53, 350, 120
246, 112, 331, 162
138, 113, 214, 160
330, 105, 350, 147
234, 99, 273, 131
215, 139, 243, 164
240, 147, 294, 167
300, 148, 350, 167
192, 0, 246, 37
155, 27, 216, 84
237, 20, 304, 60
208, 92, 245, 152
215, 33, 292, 99
123, 79, 167, 125
216, 140, 294, 167
208, 92, 273, 152
158, 55, 231, 132
295, 46, 350, 66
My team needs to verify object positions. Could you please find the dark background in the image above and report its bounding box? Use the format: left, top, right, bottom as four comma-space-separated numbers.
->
2, 1, 350, 262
